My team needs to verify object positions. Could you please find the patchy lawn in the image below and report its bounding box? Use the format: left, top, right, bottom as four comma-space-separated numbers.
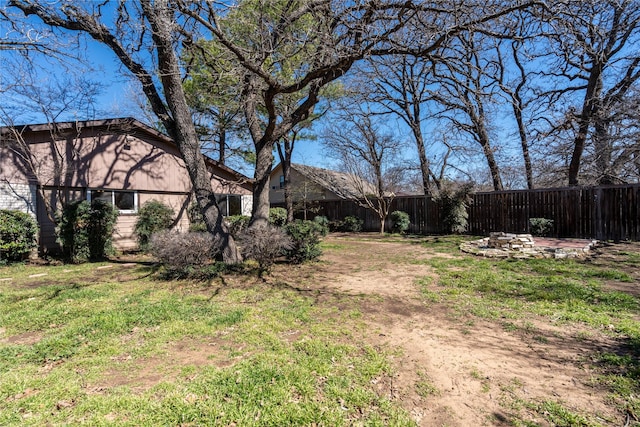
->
1, 235, 639, 426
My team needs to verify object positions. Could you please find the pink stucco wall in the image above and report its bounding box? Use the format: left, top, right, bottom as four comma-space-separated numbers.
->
1, 120, 252, 252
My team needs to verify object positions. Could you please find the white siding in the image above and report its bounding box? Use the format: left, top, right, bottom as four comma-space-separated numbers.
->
0, 182, 36, 216
241, 195, 253, 216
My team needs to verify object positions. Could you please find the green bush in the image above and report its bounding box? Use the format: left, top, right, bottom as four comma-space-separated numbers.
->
269, 207, 288, 226
134, 200, 174, 251
390, 211, 410, 234
225, 215, 250, 236
341, 215, 363, 232
313, 215, 330, 236
529, 218, 554, 237
57, 200, 119, 263
0, 210, 38, 262
436, 184, 472, 234
284, 220, 324, 264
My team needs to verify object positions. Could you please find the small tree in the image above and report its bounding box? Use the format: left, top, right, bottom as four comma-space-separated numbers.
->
324, 102, 403, 234
134, 200, 175, 252
0, 210, 38, 262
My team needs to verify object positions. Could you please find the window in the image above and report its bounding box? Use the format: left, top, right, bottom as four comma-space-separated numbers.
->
87, 189, 138, 214
216, 194, 243, 216
279, 175, 285, 189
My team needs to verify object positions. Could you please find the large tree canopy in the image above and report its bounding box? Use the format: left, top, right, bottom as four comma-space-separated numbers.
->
4, 0, 555, 259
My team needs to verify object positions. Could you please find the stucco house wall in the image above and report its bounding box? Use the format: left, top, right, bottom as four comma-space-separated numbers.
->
0, 118, 253, 253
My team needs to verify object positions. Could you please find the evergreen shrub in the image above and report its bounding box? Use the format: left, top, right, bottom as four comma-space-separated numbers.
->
529, 218, 554, 237
226, 215, 250, 236
57, 200, 118, 263
134, 200, 174, 251
284, 220, 324, 264
0, 210, 38, 262
313, 215, 330, 236
390, 211, 410, 234
341, 215, 363, 232
268, 207, 288, 226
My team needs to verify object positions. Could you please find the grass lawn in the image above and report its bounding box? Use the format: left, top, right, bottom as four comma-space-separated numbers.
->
0, 260, 411, 426
1, 235, 639, 426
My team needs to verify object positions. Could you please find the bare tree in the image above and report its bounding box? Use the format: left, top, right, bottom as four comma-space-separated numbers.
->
429, 30, 505, 191
492, 13, 538, 189
354, 54, 442, 194
5, 0, 541, 261
174, 0, 541, 228
7, 0, 242, 262
0, 65, 104, 224
535, 0, 640, 185
324, 105, 403, 234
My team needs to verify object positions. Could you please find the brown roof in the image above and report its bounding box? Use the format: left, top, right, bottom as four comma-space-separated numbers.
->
0, 117, 252, 187
291, 163, 377, 199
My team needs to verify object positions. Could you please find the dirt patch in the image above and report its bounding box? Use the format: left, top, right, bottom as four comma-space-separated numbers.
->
92, 335, 248, 393
1, 330, 43, 346
294, 235, 633, 426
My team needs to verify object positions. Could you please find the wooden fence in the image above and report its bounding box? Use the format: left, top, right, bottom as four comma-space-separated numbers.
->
469, 185, 640, 241
274, 184, 640, 241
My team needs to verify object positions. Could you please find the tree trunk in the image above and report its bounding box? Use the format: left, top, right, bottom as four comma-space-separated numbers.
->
276, 137, 295, 223
218, 127, 226, 164
250, 139, 274, 228
283, 164, 294, 223
146, 1, 241, 263
512, 94, 534, 189
568, 65, 603, 186
478, 132, 503, 191
410, 123, 432, 195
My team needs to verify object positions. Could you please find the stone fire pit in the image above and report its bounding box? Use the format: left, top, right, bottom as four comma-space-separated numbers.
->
461, 232, 597, 259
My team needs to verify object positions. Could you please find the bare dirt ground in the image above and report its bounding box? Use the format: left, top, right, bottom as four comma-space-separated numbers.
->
52, 235, 638, 426
269, 234, 638, 427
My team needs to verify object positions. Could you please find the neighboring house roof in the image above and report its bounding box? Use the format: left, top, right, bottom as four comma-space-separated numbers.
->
288, 163, 377, 200
0, 117, 252, 189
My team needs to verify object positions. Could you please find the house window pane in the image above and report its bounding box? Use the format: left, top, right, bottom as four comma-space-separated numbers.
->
88, 189, 137, 213
115, 192, 135, 210
216, 194, 229, 216
92, 190, 113, 205
228, 195, 241, 216
279, 175, 285, 189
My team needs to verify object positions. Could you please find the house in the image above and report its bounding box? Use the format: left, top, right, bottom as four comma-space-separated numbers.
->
269, 163, 376, 204
0, 117, 252, 252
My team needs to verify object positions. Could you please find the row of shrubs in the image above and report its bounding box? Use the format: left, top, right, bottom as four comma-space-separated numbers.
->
0, 203, 411, 266
0, 201, 120, 264
150, 207, 330, 278
262, 208, 412, 234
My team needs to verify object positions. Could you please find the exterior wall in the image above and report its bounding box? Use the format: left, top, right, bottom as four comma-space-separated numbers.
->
112, 192, 192, 251
1, 120, 252, 253
0, 182, 36, 216
269, 166, 339, 204
36, 188, 85, 253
